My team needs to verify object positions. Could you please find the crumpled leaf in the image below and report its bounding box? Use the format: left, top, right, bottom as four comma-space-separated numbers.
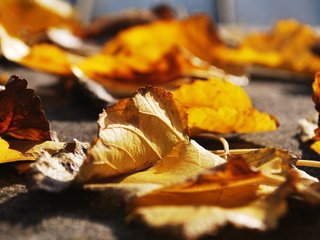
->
77, 86, 225, 183
129, 158, 295, 239
0, 75, 50, 140
28, 139, 90, 192
172, 79, 278, 135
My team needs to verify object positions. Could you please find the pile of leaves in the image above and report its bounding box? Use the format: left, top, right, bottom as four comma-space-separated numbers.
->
1, 76, 319, 239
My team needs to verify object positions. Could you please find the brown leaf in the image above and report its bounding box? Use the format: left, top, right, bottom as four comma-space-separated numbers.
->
77, 86, 191, 182
172, 79, 278, 135
0, 76, 50, 140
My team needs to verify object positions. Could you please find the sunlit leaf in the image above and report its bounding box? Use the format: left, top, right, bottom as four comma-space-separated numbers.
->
0, 137, 69, 164
77, 86, 225, 182
74, 14, 229, 95
172, 79, 278, 135
0, 0, 79, 44
19, 43, 72, 75
212, 19, 320, 74
0, 75, 50, 140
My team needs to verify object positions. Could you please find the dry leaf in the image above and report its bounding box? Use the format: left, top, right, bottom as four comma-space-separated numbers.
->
0, 0, 79, 44
0, 75, 50, 140
77, 87, 226, 182
129, 158, 295, 239
74, 46, 199, 94
0, 137, 69, 164
212, 19, 320, 74
84, 140, 225, 198
19, 43, 72, 75
172, 79, 278, 135
74, 14, 231, 95
28, 139, 90, 192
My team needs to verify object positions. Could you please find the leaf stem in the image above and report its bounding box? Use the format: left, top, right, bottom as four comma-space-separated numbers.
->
196, 133, 229, 159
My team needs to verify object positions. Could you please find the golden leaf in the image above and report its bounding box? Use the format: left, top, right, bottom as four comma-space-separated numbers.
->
74, 14, 224, 94
77, 86, 225, 183
19, 44, 72, 75
212, 19, 320, 74
172, 79, 278, 135
0, 0, 79, 44
84, 141, 225, 197
0, 137, 68, 164
129, 158, 295, 239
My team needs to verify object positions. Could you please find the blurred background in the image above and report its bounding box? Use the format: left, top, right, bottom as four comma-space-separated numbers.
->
72, 0, 320, 26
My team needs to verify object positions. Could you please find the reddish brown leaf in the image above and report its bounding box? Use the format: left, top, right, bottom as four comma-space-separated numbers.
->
0, 75, 50, 140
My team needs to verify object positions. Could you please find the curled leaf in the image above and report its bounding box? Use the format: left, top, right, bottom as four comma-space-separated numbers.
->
28, 139, 90, 192
77, 86, 190, 182
172, 79, 278, 135
0, 76, 50, 140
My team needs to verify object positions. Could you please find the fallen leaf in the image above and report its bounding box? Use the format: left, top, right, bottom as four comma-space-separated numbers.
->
28, 139, 90, 192
212, 19, 320, 74
77, 86, 226, 182
172, 79, 278, 135
129, 158, 295, 239
0, 0, 79, 44
19, 43, 72, 75
0, 75, 50, 140
0, 137, 69, 163
74, 14, 234, 96
84, 140, 225, 198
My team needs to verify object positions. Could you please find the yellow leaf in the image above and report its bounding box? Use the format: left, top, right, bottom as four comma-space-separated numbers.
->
0, 137, 24, 163
212, 19, 320, 74
74, 14, 223, 93
19, 44, 72, 75
0, 137, 68, 164
84, 141, 225, 197
172, 79, 278, 134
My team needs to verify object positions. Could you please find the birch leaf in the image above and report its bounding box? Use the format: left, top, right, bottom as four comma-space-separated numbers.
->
77, 87, 190, 182
172, 79, 278, 135
0, 75, 50, 140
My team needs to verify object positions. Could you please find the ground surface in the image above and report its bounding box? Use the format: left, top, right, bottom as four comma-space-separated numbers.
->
0, 63, 319, 240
